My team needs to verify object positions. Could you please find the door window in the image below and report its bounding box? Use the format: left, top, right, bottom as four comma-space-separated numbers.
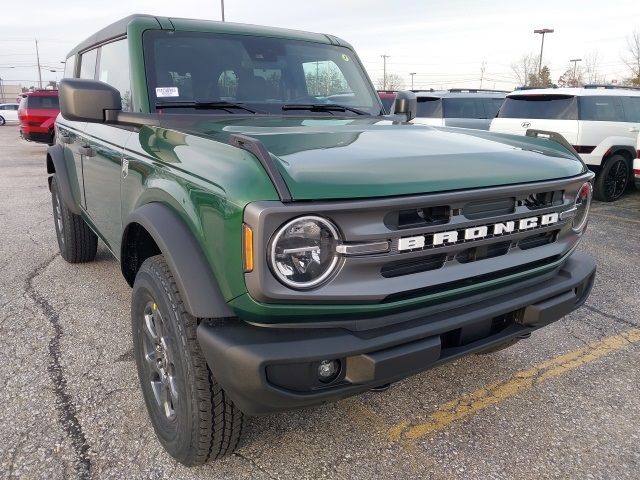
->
416, 97, 442, 118
63, 55, 76, 78
443, 98, 483, 118
97, 39, 132, 111
621, 96, 640, 123
578, 96, 625, 122
79, 49, 98, 79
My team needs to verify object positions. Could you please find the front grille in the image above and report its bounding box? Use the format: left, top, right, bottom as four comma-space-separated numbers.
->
523, 190, 564, 210
384, 205, 450, 230
456, 241, 512, 263
518, 230, 558, 250
383, 256, 562, 303
381, 254, 447, 278
463, 198, 515, 220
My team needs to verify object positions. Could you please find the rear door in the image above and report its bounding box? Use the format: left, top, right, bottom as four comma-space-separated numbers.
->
577, 95, 630, 148
80, 38, 133, 253
490, 94, 579, 144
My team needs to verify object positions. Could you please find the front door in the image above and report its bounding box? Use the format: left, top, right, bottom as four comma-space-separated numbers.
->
79, 123, 132, 253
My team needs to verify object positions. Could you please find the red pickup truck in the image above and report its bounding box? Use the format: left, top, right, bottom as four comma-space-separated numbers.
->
18, 90, 59, 144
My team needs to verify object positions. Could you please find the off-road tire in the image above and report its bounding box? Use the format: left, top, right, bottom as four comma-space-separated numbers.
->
132, 255, 243, 466
50, 175, 98, 263
593, 154, 630, 202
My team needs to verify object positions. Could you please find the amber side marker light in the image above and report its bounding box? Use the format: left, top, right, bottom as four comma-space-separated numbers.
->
242, 224, 254, 272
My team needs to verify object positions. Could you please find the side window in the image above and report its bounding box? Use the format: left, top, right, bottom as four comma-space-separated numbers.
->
63, 55, 76, 78
97, 39, 132, 111
621, 97, 640, 123
79, 49, 98, 79
416, 98, 443, 118
484, 98, 505, 118
443, 98, 482, 118
578, 96, 625, 122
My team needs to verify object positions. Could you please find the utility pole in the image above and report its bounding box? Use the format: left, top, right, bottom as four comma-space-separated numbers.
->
220, 0, 225, 21
570, 58, 582, 85
0, 77, 5, 103
381, 54, 390, 89
35, 39, 42, 89
479, 61, 487, 88
409, 72, 416, 90
534, 28, 554, 75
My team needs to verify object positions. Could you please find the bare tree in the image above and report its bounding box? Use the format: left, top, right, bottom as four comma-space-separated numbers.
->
376, 73, 404, 90
623, 29, 640, 86
584, 51, 604, 84
557, 65, 584, 87
511, 53, 540, 86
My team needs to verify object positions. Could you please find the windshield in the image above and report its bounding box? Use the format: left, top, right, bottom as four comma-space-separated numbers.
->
143, 30, 382, 116
497, 95, 578, 120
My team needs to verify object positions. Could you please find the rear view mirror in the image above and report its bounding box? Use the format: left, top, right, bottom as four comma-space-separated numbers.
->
393, 90, 417, 122
59, 78, 121, 123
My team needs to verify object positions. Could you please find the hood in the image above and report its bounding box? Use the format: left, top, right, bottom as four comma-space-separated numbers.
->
165, 116, 586, 200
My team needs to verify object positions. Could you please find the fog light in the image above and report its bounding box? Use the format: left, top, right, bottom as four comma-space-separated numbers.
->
317, 359, 340, 383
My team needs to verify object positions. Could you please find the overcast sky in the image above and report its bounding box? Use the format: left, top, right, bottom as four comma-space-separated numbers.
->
1, 0, 637, 91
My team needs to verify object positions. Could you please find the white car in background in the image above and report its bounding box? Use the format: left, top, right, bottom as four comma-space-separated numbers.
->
490, 85, 640, 202
0, 103, 20, 125
634, 132, 640, 191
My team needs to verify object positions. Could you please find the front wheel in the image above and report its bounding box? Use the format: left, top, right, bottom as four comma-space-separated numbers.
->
132, 255, 243, 466
0, 116, 5, 126
594, 155, 630, 202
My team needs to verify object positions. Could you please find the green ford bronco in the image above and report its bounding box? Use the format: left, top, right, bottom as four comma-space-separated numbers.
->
48, 14, 596, 465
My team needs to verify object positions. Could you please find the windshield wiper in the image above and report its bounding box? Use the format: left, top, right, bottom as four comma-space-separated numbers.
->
156, 101, 259, 114
282, 103, 369, 115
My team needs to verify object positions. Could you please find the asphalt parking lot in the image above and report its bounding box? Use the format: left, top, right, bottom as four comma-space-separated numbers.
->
0, 124, 639, 479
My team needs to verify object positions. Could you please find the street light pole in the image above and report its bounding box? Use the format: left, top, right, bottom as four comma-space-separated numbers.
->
534, 28, 554, 75
409, 72, 416, 90
35, 39, 43, 89
221, 0, 225, 21
570, 58, 582, 84
381, 54, 390, 90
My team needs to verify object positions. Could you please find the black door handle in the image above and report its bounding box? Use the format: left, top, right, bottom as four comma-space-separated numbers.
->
78, 145, 95, 157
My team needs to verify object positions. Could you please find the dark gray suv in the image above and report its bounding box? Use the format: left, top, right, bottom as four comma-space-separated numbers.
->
411, 89, 507, 130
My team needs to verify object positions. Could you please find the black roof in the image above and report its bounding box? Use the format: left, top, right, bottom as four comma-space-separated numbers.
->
66, 14, 158, 58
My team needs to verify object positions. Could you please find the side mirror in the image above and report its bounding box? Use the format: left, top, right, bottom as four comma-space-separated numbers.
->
59, 78, 121, 123
392, 90, 417, 122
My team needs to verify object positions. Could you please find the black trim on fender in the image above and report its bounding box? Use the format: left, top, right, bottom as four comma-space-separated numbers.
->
229, 133, 292, 203
605, 145, 636, 163
46, 144, 82, 215
122, 203, 234, 318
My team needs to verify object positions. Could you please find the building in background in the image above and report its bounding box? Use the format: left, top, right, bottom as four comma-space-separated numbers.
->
0, 83, 24, 103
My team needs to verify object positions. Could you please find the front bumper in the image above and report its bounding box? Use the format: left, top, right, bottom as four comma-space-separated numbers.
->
197, 252, 596, 415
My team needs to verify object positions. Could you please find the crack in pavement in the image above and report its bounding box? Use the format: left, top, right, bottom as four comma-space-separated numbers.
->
233, 452, 279, 480
25, 254, 92, 480
583, 303, 638, 328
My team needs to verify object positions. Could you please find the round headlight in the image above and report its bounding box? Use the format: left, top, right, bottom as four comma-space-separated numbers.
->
269, 216, 340, 289
572, 182, 592, 233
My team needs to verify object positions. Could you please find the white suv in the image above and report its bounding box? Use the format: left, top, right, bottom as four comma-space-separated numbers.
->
634, 132, 640, 191
490, 86, 640, 202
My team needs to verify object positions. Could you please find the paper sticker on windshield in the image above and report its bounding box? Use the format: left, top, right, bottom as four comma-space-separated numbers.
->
341, 54, 350, 62
156, 87, 179, 97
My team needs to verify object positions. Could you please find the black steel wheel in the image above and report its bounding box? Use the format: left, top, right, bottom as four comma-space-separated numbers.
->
594, 155, 630, 202
132, 255, 243, 466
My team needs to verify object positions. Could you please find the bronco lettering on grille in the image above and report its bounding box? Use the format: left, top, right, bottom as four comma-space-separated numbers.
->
397, 213, 559, 251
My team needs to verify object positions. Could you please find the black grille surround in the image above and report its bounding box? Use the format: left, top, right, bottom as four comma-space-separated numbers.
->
243, 173, 592, 304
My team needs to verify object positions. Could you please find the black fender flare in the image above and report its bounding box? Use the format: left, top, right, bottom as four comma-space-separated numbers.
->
605, 146, 636, 163
46, 144, 82, 215
122, 203, 234, 319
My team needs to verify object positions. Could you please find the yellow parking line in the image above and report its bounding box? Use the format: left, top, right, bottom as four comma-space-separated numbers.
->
390, 328, 640, 443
